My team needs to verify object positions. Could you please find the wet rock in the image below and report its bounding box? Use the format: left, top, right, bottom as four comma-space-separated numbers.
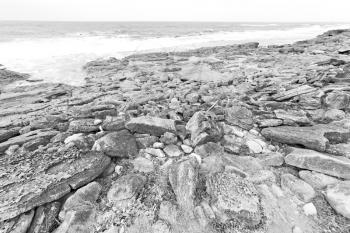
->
326, 181, 350, 219
225, 105, 254, 130
132, 157, 154, 173
299, 170, 339, 189
206, 171, 262, 226
324, 91, 350, 109
68, 119, 100, 133
186, 111, 222, 147
0, 149, 110, 221
107, 174, 146, 204
92, 130, 138, 158
163, 144, 184, 157
126, 116, 176, 136
169, 158, 199, 211
285, 147, 350, 179
261, 124, 350, 152
0, 129, 58, 154
281, 173, 316, 202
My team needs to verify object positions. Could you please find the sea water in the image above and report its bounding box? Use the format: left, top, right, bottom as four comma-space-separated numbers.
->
0, 21, 349, 85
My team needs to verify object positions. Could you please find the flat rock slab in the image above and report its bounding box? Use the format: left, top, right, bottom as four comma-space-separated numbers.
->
0, 129, 58, 154
0, 148, 111, 221
272, 85, 317, 101
261, 124, 350, 152
126, 116, 176, 136
285, 147, 350, 179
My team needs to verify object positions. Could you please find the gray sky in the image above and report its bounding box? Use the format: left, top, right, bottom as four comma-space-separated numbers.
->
1, 0, 350, 22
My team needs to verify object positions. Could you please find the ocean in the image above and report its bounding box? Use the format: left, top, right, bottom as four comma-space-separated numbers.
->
0, 21, 349, 86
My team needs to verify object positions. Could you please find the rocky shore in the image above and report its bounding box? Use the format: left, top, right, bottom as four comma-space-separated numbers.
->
1, 29, 350, 233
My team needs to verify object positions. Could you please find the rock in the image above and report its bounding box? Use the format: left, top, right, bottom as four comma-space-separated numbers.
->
163, 144, 184, 157
338, 47, 350, 55
169, 158, 199, 211
206, 171, 262, 226
281, 174, 316, 202
261, 124, 350, 152
181, 144, 193, 154
152, 220, 171, 233
0, 149, 110, 221
325, 181, 350, 219
126, 116, 176, 136
132, 157, 154, 173
186, 93, 200, 103
225, 105, 254, 130
0, 69, 28, 86
327, 143, 350, 158
285, 147, 350, 179
248, 170, 276, 185
101, 117, 125, 131
272, 85, 317, 101
257, 119, 283, 128
92, 130, 138, 158
0, 129, 58, 153
194, 142, 224, 157
144, 148, 166, 158
136, 135, 158, 149
68, 119, 100, 133
53, 209, 96, 233
303, 203, 317, 216
27, 202, 61, 233
107, 174, 146, 204
299, 170, 339, 189
221, 134, 245, 154
59, 182, 102, 221
1, 210, 35, 233
160, 132, 178, 145
200, 155, 225, 175
274, 109, 311, 125
186, 111, 222, 146
324, 91, 350, 109
0, 127, 20, 143
259, 152, 284, 167
245, 139, 263, 154
64, 133, 90, 149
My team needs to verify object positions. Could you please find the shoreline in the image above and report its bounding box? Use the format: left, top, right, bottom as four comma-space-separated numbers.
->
1, 28, 350, 232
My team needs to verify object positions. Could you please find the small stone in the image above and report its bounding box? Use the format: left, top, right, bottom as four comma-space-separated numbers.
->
153, 142, 165, 149
114, 165, 123, 175
303, 203, 317, 216
181, 144, 193, 154
163, 144, 184, 157
246, 139, 263, 154
144, 148, 166, 158
160, 132, 178, 145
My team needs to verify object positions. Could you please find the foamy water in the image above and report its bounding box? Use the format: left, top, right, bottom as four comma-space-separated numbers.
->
0, 22, 349, 86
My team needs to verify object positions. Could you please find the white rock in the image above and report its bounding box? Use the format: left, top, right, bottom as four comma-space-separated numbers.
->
303, 203, 317, 216
181, 144, 193, 154
246, 140, 263, 154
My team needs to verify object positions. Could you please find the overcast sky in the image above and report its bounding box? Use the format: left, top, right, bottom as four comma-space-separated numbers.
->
1, 0, 350, 22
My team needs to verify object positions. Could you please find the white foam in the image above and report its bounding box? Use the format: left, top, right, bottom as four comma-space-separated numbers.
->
0, 24, 349, 86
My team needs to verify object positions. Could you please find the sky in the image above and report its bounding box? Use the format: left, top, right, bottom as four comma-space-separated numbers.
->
1, 0, 350, 22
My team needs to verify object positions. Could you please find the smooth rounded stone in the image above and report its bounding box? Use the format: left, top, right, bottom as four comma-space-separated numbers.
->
325, 181, 350, 219
107, 174, 146, 204
27, 202, 61, 233
152, 220, 171, 233
206, 171, 262, 226
194, 142, 224, 157
324, 91, 350, 109
285, 147, 350, 179
125, 116, 176, 136
59, 182, 102, 220
303, 203, 317, 216
324, 109, 346, 122
299, 170, 339, 189
153, 142, 165, 149
163, 144, 184, 157
132, 157, 154, 173
92, 130, 138, 158
68, 119, 100, 133
169, 158, 199, 211
259, 152, 284, 167
181, 144, 193, 154
0, 149, 111, 222
186, 111, 222, 146
245, 139, 263, 154
160, 132, 178, 145
144, 148, 166, 158
225, 105, 254, 130
281, 174, 316, 202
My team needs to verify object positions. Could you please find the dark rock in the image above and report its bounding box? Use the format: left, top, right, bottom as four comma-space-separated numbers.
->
0, 69, 28, 87
126, 116, 176, 136
0, 148, 110, 221
92, 130, 138, 158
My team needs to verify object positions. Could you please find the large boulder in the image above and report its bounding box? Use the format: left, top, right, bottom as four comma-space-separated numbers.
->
92, 130, 138, 158
186, 111, 222, 146
261, 124, 350, 152
206, 171, 262, 227
325, 181, 350, 219
285, 147, 350, 179
126, 116, 176, 136
0, 148, 111, 221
